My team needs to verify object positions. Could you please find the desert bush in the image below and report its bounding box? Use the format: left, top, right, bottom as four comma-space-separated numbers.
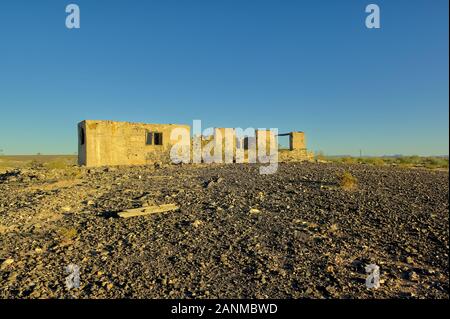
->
58, 227, 78, 242
340, 171, 358, 190
341, 157, 357, 164
423, 157, 449, 169
393, 156, 448, 169
360, 157, 385, 166
397, 156, 421, 165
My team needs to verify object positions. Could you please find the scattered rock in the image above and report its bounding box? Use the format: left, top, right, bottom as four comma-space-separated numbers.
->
1, 258, 14, 270
192, 220, 203, 228
0, 162, 448, 299
408, 271, 420, 282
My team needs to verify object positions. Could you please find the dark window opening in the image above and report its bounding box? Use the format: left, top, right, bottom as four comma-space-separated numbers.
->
146, 131, 163, 145
154, 132, 163, 145
146, 132, 153, 145
243, 137, 256, 150
79, 127, 85, 145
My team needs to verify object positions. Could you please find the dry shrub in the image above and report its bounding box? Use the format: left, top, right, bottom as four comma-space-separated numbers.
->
340, 171, 357, 190
362, 157, 385, 166
341, 157, 357, 164
58, 227, 78, 242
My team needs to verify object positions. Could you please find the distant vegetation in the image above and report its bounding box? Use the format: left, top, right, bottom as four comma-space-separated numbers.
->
0, 155, 77, 170
318, 155, 449, 169
0, 154, 448, 171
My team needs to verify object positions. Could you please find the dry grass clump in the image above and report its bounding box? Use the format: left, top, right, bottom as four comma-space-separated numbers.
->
58, 227, 78, 243
341, 157, 357, 164
340, 171, 358, 191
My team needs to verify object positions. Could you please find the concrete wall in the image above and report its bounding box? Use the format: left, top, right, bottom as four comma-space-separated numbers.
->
256, 129, 276, 155
277, 131, 313, 162
77, 120, 312, 166
78, 120, 190, 167
290, 132, 306, 151
214, 128, 236, 163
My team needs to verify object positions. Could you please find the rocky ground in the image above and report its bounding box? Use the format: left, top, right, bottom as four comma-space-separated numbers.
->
0, 162, 448, 299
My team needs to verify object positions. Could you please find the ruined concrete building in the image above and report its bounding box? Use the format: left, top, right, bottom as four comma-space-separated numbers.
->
77, 120, 190, 167
77, 120, 313, 167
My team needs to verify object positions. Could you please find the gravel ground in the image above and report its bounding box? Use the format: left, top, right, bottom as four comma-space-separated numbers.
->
0, 162, 448, 298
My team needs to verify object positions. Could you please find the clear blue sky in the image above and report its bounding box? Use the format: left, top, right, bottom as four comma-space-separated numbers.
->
0, 0, 448, 156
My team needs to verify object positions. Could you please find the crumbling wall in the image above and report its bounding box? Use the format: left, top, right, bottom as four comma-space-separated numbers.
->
77, 120, 314, 167
78, 120, 190, 167
278, 149, 314, 162
214, 128, 236, 163
256, 129, 276, 155
290, 132, 306, 150
279, 131, 314, 162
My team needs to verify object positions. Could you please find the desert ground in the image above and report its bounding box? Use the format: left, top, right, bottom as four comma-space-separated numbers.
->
0, 157, 448, 298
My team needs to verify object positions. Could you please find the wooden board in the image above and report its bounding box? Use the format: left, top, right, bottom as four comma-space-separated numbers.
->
118, 204, 179, 218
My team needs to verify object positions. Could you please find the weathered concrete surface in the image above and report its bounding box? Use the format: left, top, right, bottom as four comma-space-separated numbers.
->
214, 128, 236, 163
78, 120, 313, 167
278, 131, 313, 162
290, 132, 306, 151
279, 149, 314, 162
78, 120, 190, 167
256, 129, 277, 156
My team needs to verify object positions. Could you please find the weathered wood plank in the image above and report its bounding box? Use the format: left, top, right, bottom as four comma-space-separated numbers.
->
117, 204, 179, 218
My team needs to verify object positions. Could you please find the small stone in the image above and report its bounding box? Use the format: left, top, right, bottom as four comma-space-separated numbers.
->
192, 220, 203, 228
426, 268, 436, 275
408, 271, 419, 282
249, 208, 261, 214
220, 254, 230, 266
168, 278, 178, 285
406, 256, 414, 264
1, 258, 14, 269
